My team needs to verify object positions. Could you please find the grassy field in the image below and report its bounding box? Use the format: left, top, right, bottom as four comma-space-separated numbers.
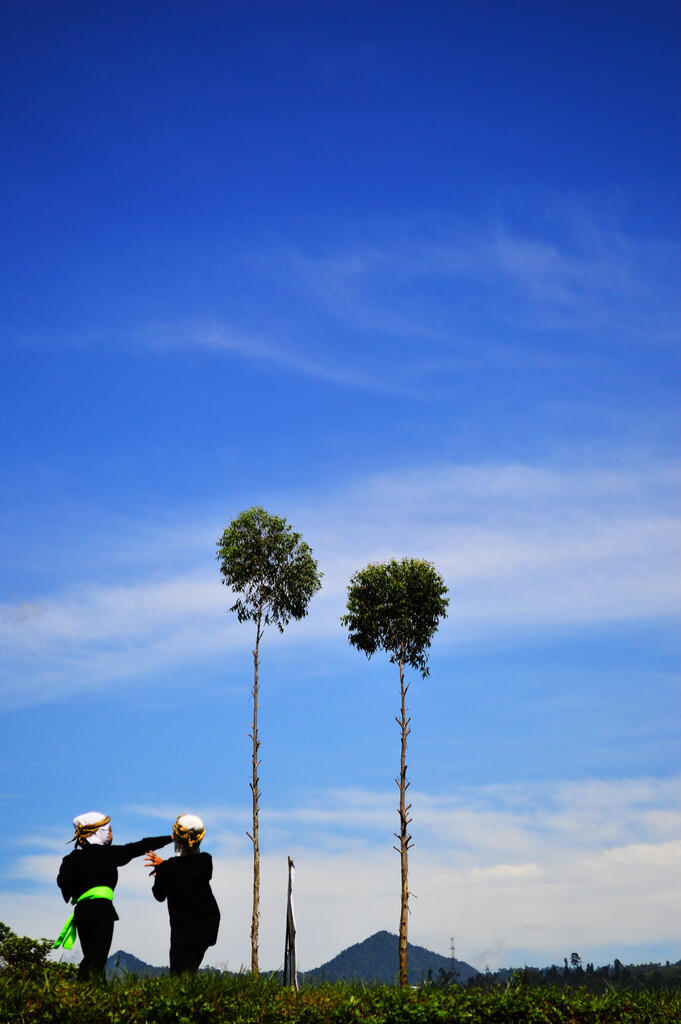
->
4, 969, 681, 1024
3, 926, 681, 1024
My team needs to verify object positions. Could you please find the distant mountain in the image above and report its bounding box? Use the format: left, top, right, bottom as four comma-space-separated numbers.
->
105, 949, 221, 979
103, 942, 681, 987
301, 930, 478, 985
105, 932, 478, 985
106, 949, 166, 978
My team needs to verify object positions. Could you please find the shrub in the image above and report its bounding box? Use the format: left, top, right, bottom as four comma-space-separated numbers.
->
0, 921, 53, 978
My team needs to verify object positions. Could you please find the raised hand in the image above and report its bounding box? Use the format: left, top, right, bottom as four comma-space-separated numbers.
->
145, 850, 163, 875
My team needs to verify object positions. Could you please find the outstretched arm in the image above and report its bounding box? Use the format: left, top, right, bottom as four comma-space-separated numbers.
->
113, 834, 172, 867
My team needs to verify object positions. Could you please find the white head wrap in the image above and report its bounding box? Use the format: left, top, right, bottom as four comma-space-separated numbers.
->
73, 811, 112, 847
173, 813, 205, 856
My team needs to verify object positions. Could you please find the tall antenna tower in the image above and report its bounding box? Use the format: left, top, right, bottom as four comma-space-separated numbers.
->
450, 937, 456, 976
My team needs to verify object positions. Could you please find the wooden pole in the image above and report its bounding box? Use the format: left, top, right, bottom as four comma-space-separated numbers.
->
283, 856, 298, 989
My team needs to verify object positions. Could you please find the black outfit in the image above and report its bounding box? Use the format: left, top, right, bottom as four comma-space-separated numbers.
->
57, 835, 171, 979
152, 852, 220, 973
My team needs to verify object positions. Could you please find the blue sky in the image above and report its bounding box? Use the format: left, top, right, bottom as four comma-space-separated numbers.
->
1, 1, 680, 972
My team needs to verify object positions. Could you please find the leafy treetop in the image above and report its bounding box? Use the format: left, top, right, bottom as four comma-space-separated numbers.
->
216, 506, 322, 632
341, 558, 449, 677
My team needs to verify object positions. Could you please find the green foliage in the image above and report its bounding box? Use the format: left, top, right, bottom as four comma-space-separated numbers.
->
0, 921, 53, 978
3, 970, 681, 1024
341, 559, 448, 677
480, 960, 681, 995
216, 506, 322, 631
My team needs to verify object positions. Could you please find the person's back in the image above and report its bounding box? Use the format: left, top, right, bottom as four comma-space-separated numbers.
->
146, 814, 220, 974
153, 852, 220, 948
59, 838, 169, 901
55, 812, 171, 980
58, 845, 118, 900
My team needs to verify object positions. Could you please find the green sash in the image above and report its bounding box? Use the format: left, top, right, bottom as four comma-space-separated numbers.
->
53, 885, 115, 950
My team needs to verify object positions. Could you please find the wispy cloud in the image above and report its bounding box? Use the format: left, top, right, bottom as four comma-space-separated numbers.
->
137, 320, 401, 393
1, 458, 678, 708
136, 213, 681, 393
0, 573, 238, 708
301, 460, 681, 642
257, 212, 681, 359
8, 775, 681, 971
15, 210, 679, 394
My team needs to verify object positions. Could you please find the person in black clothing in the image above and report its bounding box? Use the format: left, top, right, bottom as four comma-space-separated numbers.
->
145, 813, 220, 974
56, 811, 172, 980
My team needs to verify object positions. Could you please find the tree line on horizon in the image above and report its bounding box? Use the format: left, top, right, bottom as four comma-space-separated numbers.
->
216, 505, 449, 987
3, 920, 681, 1000
465, 956, 681, 994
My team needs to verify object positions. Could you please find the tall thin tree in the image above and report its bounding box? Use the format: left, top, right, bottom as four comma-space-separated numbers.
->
217, 507, 322, 973
341, 557, 449, 987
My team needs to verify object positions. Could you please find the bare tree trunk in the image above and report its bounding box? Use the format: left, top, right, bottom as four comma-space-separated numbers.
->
247, 609, 263, 974
394, 651, 412, 988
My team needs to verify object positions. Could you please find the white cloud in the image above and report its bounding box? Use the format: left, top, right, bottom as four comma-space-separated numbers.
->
0, 573, 240, 708
5, 775, 681, 972
1, 458, 678, 707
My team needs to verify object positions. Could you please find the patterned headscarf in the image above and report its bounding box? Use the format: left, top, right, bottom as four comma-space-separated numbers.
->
173, 814, 205, 856
71, 812, 111, 847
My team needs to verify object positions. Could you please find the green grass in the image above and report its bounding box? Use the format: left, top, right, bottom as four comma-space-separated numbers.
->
4, 970, 681, 1024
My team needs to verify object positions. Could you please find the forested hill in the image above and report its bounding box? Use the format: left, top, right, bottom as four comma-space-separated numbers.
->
105, 933, 477, 985
301, 930, 478, 985
106, 950, 166, 978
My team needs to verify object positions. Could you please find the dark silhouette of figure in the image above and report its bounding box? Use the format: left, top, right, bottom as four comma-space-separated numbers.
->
56, 811, 171, 980
146, 814, 220, 974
